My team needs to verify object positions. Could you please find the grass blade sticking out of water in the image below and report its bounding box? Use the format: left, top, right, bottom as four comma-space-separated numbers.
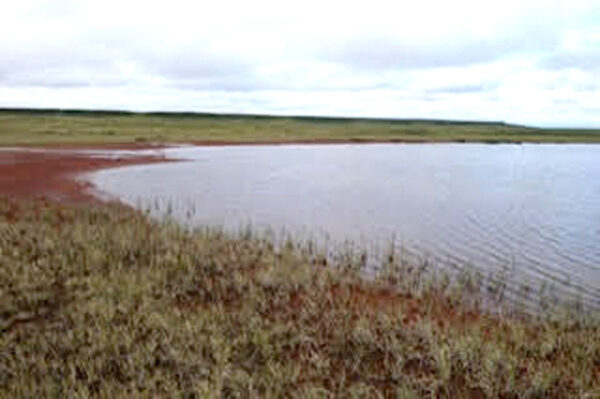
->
1, 197, 599, 397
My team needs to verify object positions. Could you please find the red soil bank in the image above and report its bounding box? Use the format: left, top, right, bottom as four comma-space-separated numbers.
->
0, 147, 170, 203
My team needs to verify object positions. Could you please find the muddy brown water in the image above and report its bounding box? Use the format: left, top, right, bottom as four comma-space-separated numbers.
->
88, 144, 600, 312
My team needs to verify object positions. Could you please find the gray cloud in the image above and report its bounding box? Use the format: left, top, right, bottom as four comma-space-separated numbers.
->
541, 51, 600, 72
142, 49, 259, 90
1, 0, 600, 126
150, 56, 248, 80
5, 68, 127, 88
316, 25, 559, 71
24, 0, 82, 19
424, 83, 496, 94
1, 48, 123, 88
320, 40, 500, 69
169, 75, 264, 92
0, 37, 260, 91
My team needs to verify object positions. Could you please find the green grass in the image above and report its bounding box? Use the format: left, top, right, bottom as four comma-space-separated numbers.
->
2, 198, 599, 397
1, 109, 600, 145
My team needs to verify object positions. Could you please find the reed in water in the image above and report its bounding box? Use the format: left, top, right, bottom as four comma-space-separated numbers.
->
1, 198, 599, 397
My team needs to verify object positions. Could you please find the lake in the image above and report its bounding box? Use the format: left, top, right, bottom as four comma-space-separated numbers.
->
88, 144, 600, 311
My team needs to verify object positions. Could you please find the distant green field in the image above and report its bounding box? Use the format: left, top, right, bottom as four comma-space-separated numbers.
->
1, 108, 600, 145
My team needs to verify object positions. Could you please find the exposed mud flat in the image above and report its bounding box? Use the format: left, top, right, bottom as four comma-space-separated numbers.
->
0, 145, 172, 202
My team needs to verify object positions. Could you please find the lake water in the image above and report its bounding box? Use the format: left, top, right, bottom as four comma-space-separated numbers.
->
89, 144, 600, 311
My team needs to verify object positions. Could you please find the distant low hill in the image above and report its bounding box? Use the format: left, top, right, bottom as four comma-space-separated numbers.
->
0, 107, 598, 145
0, 107, 521, 127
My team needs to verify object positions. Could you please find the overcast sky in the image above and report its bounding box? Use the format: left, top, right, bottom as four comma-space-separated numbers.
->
1, 0, 600, 127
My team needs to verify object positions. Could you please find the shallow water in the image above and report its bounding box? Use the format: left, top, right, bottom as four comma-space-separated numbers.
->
89, 144, 600, 311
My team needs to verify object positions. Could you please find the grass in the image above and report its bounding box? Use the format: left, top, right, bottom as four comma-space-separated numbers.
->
2, 198, 600, 397
2, 109, 600, 145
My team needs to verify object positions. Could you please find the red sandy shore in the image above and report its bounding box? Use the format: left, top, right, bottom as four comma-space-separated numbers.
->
21, 139, 429, 149
0, 140, 387, 204
0, 139, 424, 204
0, 137, 486, 204
0, 143, 527, 335
0, 145, 171, 203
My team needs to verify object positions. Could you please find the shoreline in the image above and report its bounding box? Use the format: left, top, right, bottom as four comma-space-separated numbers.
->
5, 137, 600, 151
4, 197, 598, 396
0, 146, 173, 203
3, 142, 599, 395
1, 138, 599, 204
6, 139, 600, 149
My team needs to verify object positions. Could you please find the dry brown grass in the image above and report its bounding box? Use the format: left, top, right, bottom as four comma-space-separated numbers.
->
1, 198, 599, 397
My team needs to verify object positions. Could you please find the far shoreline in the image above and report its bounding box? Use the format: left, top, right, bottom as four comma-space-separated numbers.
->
5, 138, 600, 150
2, 138, 600, 204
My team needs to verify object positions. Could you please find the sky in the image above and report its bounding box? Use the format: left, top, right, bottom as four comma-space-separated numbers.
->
1, 0, 600, 127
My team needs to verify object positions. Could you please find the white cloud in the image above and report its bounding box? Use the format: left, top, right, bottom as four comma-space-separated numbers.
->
1, 0, 600, 126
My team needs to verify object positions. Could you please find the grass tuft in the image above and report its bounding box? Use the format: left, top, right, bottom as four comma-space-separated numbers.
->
1, 198, 599, 396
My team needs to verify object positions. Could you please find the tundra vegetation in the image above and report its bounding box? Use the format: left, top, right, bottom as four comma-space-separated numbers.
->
1, 198, 599, 397
2, 109, 600, 145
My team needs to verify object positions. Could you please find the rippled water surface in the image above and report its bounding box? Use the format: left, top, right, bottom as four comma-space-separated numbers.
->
89, 144, 600, 310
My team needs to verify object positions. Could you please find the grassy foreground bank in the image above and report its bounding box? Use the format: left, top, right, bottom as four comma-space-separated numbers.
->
2, 109, 600, 145
1, 198, 600, 397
